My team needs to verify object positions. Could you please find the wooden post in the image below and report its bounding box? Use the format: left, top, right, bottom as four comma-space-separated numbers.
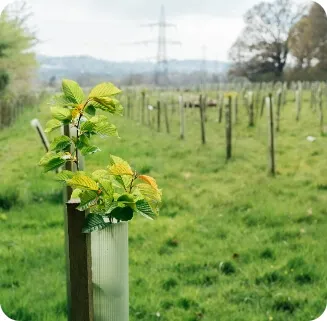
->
179, 95, 185, 140
164, 102, 170, 134
318, 86, 324, 134
260, 95, 266, 118
141, 91, 145, 125
157, 100, 161, 132
295, 89, 301, 121
127, 95, 131, 119
248, 91, 254, 127
225, 96, 232, 161
276, 89, 282, 132
30, 119, 50, 152
63, 124, 93, 321
65, 200, 94, 321
267, 94, 276, 176
218, 93, 223, 123
234, 94, 238, 124
199, 95, 206, 145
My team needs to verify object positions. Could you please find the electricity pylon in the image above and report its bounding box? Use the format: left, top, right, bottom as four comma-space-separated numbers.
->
137, 5, 181, 86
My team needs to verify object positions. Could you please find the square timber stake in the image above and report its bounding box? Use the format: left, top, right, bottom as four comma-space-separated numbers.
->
63, 124, 94, 321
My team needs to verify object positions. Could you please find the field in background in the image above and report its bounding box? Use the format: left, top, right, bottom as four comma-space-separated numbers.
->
0, 88, 327, 321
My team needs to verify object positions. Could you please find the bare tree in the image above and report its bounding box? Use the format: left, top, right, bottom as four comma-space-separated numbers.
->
229, 0, 307, 81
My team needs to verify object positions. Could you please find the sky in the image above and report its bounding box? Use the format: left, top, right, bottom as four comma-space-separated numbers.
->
1, 0, 319, 62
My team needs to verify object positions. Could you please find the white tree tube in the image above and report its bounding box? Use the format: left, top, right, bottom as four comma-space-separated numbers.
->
91, 222, 129, 321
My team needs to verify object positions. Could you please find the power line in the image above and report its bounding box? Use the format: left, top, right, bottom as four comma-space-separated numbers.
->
135, 5, 181, 86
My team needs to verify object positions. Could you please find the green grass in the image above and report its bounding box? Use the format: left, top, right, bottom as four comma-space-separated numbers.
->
1, 91, 327, 321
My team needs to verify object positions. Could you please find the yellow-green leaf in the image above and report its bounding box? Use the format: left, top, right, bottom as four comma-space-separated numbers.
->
88, 82, 121, 98
62, 79, 85, 104
108, 163, 133, 176
67, 175, 99, 191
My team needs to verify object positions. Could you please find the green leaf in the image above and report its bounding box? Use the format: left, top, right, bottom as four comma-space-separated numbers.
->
81, 146, 101, 156
39, 152, 67, 172
108, 163, 133, 176
137, 183, 162, 203
82, 214, 109, 233
76, 134, 91, 149
117, 193, 136, 210
67, 175, 99, 191
44, 119, 62, 133
88, 82, 121, 98
51, 106, 72, 122
110, 206, 133, 221
136, 199, 157, 220
71, 188, 82, 199
81, 121, 96, 133
84, 104, 96, 116
55, 170, 74, 181
51, 94, 75, 107
98, 178, 114, 199
90, 97, 123, 115
50, 135, 72, 152
62, 79, 85, 104
92, 170, 111, 181
96, 122, 118, 137
77, 190, 98, 211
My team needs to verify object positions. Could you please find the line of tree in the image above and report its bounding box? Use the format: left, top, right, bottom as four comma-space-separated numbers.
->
0, 1, 38, 129
228, 0, 327, 82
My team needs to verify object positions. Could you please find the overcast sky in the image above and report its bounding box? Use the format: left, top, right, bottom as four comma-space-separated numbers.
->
1, 0, 319, 62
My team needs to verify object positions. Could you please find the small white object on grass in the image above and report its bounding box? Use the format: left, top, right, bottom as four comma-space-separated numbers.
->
307, 136, 316, 142
148, 105, 154, 111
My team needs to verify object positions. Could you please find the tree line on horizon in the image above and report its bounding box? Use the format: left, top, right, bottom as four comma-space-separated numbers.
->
229, 0, 327, 82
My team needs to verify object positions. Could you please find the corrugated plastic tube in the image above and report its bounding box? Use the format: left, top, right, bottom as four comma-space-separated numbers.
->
91, 222, 129, 321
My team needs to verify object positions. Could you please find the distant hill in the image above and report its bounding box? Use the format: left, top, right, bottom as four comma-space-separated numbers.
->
37, 55, 230, 86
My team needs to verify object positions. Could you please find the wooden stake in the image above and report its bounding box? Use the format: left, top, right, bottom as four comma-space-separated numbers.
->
199, 95, 206, 145
225, 96, 232, 161
318, 86, 324, 134
179, 95, 185, 140
164, 102, 170, 134
65, 200, 94, 321
267, 94, 276, 176
276, 90, 282, 132
157, 100, 161, 132
141, 91, 145, 125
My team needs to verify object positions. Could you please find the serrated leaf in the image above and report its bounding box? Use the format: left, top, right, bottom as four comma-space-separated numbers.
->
50, 135, 72, 152
51, 106, 72, 122
82, 214, 109, 233
51, 94, 76, 107
81, 146, 101, 156
98, 178, 114, 199
39, 152, 66, 172
77, 190, 98, 211
92, 170, 110, 181
137, 183, 162, 203
88, 82, 121, 98
87, 98, 123, 115
138, 175, 158, 190
84, 104, 96, 116
44, 119, 62, 133
96, 122, 118, 137
136, 199, 157, 220
71, 188, 82, 199
110, 206, 133, 221
67, 175, 99, 191
76, 134, 90, 149
81, 121, 96, 133
62, 79, 85, 104
55, 170, 74, 181
90, 115, 108, 123
108, 163, 133, 176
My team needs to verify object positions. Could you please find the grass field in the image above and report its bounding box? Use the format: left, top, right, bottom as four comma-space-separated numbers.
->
1, 90, 327, 321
